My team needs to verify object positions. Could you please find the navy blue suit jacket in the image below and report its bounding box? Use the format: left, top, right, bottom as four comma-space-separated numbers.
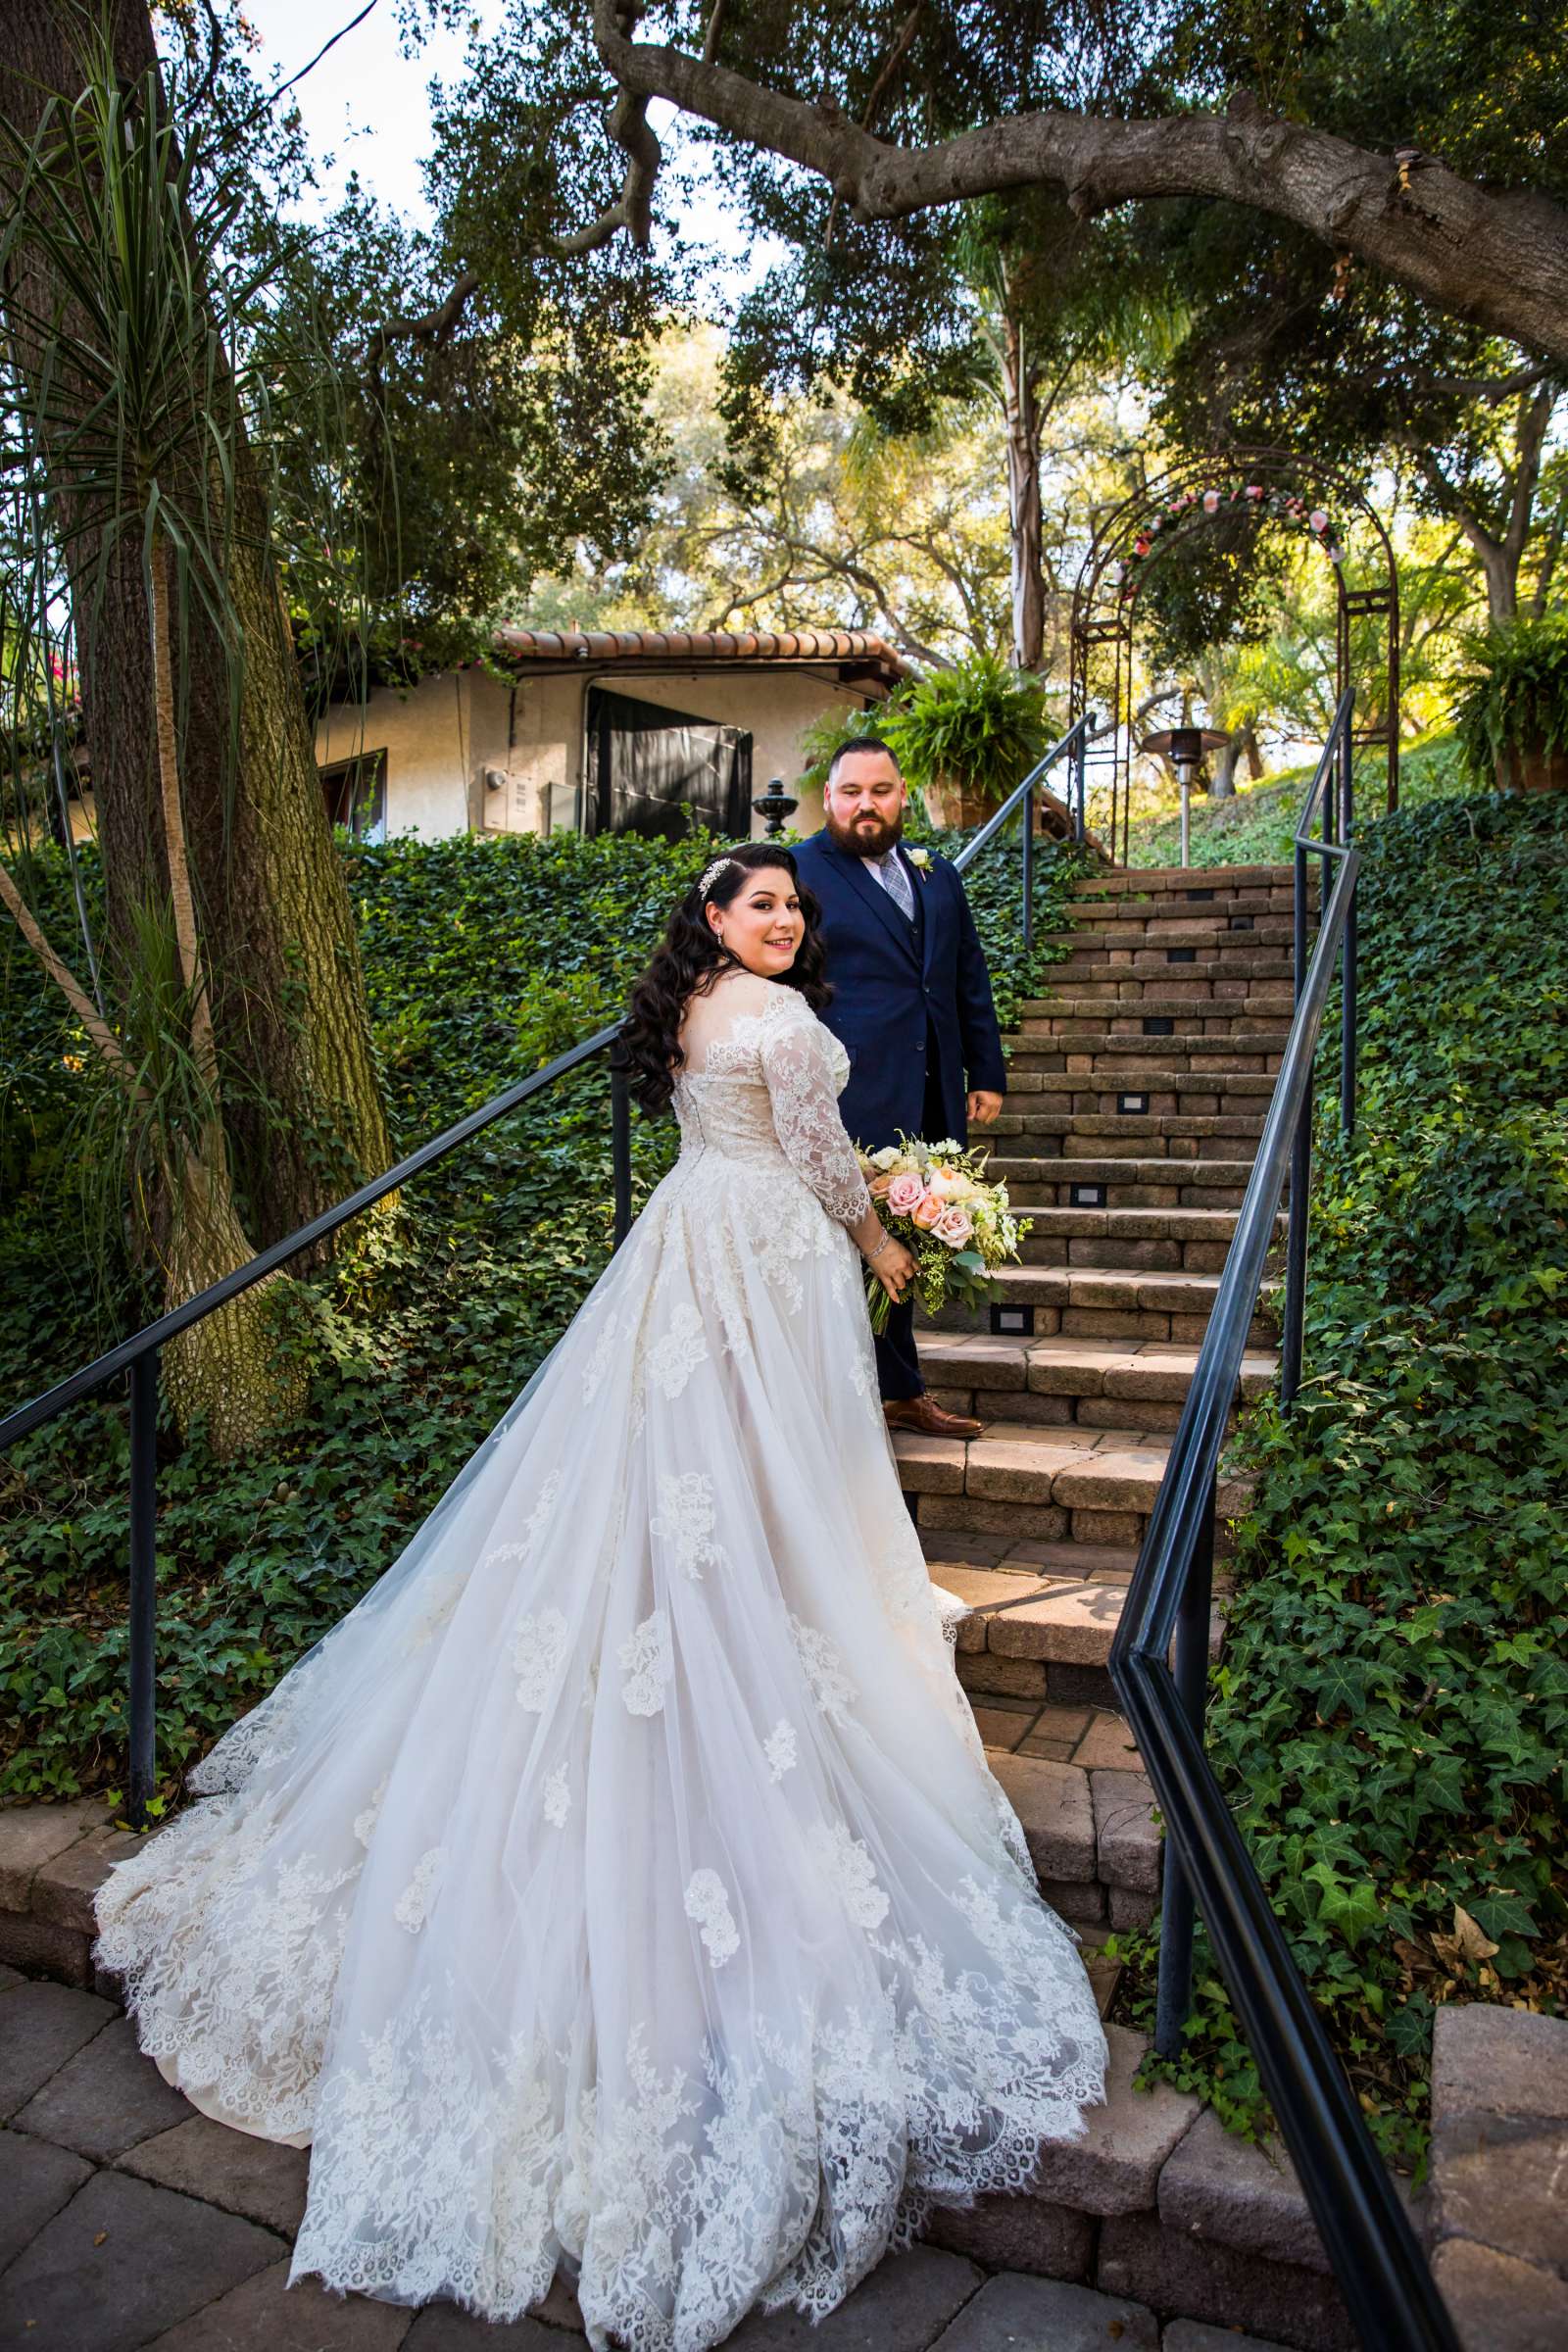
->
791, 830, 1006, 1153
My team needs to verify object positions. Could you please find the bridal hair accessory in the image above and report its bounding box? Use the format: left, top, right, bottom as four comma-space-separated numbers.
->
698, 857, 739, 900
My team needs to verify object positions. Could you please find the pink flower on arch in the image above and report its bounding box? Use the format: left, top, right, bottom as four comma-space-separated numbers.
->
1308, 509, 1330, 534
1246, 484, 1264, 500
1202, 489, 1221, 514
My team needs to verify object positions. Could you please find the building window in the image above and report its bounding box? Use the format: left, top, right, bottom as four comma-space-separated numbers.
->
586, 688, 751, 841
319, 749, 387, 843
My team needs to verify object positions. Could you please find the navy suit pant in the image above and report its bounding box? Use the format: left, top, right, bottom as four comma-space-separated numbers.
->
872, 1060, 950, 1402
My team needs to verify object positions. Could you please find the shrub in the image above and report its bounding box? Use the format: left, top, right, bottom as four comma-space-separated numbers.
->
882, 653, 1054, 808
1454, 612, 1568, 789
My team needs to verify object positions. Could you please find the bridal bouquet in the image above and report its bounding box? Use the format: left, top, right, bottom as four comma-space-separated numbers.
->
858, 1135, 1028, 1333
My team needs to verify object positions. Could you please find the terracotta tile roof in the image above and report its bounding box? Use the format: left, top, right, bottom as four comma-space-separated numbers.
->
491, 625, 908, 686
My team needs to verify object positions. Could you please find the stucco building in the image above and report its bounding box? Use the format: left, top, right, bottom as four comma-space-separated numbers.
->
312, 627, 909, 846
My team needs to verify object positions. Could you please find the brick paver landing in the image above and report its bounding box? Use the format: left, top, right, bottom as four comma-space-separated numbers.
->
0, 1960, 1295, 2352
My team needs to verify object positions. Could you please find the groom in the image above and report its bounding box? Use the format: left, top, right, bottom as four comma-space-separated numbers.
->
793, 738, 1006, 1441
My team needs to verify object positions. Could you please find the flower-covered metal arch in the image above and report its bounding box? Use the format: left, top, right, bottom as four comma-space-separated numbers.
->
1069, 450, 1399, 866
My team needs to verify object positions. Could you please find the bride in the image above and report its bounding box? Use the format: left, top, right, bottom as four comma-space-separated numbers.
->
96, 840, 1107, 2349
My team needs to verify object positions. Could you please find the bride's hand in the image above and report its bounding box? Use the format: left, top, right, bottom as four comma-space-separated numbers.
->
866, 1233, 916, 1304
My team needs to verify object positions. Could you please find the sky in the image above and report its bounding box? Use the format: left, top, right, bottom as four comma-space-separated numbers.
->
242, 0, 779, 288
245, 0, 507, 225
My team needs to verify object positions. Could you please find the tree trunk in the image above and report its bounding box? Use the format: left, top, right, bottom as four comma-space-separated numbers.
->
1000, 297, 1046, 672
1210, 733, 1244, 798
0, 0, 392, 1262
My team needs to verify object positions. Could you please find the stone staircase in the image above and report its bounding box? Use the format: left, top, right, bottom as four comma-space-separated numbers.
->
896, 862, 1300, 1769
867, 864, 1369, 2343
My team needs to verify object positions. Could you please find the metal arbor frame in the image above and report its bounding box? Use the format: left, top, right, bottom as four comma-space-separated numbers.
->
1069, 449, 1400, 866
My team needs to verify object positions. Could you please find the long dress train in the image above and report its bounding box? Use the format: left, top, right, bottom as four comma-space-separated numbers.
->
95, 968, 1108, 2350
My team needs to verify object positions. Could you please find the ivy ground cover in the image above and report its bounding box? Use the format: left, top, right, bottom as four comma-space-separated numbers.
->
1122, 789, 1568, 2167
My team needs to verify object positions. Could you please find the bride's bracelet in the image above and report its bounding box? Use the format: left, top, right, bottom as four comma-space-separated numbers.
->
865, 1230, 895, 1264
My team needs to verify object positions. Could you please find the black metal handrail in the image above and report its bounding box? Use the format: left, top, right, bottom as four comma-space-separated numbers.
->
950, 712, 1101, 923
1108, 690, 1457, 2348
0, 1021, 635, 1823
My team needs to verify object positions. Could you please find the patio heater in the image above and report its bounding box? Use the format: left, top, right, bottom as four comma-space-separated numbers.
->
1137, 726, 1229, 868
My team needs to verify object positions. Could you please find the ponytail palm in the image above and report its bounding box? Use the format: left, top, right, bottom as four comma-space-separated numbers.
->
0, 32, 319, 1448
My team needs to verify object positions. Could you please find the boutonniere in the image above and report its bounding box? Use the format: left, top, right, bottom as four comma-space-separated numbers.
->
906, 848, 931, 880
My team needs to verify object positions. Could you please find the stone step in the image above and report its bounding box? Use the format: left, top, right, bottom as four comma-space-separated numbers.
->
1008, 1034, 1288, 1075
1075, 860, 1301, 894
986, 1156, 1261, 1209
927, 1263, 1277, 1347
0, 1799, 1351, 2351
970, 1689, 1156, 1937
929, 1533, 1226, 1720
1051, 951, 1296, 986
988, 1114, 1266, 1161
900, 1419, 1256, 1587
1038, 978, 1298, 1010
1046, 915, 1298, 951
924, 2023, 1359, 2351
1006, 1069, 1277, 1107
1013, 1204, 1281, 1276
1018, 996, 1295, 1032
922, 1331, 1278, 1434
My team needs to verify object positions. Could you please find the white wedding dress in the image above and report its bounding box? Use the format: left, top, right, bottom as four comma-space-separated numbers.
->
96, 969, 1107, 2350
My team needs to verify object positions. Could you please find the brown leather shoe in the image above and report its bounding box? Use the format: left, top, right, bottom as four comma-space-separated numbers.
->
884, 1395, 984, 1442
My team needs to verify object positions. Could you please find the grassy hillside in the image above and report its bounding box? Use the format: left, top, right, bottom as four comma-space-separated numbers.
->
1124, 732, 1469, 870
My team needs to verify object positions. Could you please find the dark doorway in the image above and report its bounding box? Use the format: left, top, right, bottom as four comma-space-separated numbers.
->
588, 688, 752, 840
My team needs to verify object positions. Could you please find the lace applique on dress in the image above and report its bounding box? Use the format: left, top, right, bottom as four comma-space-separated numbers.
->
619, 1607, 672, 1717
485, 1471, 563, 1571
512, 1608, 569, 1710
402, 1568, 467, 1656
645, 1302, 708, 1401
683, 1868, 739, 1968
809, 1819, 892, 1931
543, 1764, 570, 1829
651, 1472, 726, 1583
789, 1615, 858, 1724
763, 1720, 797, 1783
352, 1776, 389, 1850
394, 1845, 447, 1933
580, 1311, 619, 1405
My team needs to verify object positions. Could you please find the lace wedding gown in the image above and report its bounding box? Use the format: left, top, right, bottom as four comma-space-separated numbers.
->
96, 969, 1107, 2349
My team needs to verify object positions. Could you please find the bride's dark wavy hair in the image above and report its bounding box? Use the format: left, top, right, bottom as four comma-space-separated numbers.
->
619, 843, 831, 1115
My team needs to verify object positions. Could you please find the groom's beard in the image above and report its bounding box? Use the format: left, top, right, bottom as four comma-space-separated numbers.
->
826, 808, 905, 859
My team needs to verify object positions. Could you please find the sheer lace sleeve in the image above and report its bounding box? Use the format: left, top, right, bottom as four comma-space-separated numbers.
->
759, 1000, 872, 1226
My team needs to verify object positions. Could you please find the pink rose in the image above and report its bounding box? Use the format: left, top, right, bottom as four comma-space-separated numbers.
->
1202, 489, 1221, 514
1309, 509, 1329, 533
934, 1204, 974, 1248
886, 1171, 926, 1214
910, 1193, 945, 1231
868, 1171, 895, 1198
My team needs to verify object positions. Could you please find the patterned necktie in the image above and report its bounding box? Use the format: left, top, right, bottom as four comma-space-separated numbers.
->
870, 849, 915, 922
